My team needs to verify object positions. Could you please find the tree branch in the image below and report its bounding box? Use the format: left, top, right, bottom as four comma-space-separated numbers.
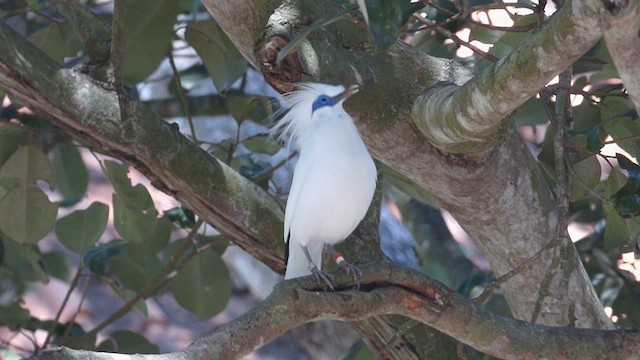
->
601, 0, 640, 113
412, 0, 603, 152
31, 264, 640, 360
57, 0, 111, 66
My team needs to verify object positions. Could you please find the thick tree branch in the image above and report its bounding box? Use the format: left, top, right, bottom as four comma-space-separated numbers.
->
601, 0, 640, 113
57, 0, 111, 66
31, 264, 640, 360
0, 20, 285, 272
412, 0, 603, 152
204, 0, 281, 69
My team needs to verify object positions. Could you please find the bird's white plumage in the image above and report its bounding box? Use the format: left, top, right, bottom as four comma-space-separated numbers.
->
271, 83, 377, 280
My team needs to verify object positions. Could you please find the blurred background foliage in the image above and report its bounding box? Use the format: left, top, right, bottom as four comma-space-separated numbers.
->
0, 0, 639, 358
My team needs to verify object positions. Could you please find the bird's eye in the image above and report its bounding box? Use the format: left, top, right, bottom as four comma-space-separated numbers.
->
312, 95, 334, 113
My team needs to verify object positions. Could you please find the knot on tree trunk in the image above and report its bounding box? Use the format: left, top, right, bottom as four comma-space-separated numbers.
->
259, 36, 302, 93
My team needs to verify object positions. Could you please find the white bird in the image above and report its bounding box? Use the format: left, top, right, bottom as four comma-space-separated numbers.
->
271, 83, 377, 289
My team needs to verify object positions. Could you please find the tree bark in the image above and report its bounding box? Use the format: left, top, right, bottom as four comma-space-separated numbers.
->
601, 0, 640, 113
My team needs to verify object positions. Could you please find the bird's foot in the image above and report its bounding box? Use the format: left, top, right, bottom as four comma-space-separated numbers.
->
333, 252, 362, 290
309, 265, 335, 291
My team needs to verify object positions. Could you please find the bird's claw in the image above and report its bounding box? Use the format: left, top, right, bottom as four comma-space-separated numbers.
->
338, 261, 362, 290
310, 265, 335, 291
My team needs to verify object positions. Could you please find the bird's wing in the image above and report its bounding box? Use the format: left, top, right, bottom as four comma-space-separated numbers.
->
283, 153, 311, 243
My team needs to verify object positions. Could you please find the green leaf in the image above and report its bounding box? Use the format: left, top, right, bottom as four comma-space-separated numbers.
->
605, 167, 627, 198
611, 286, 640, 328
242, 135, 281, 155
112, 288, 148, 316
83, 241, 125, 275
104, 161, 170, 244
601, 97, 640, 157
122, 0, 178, 83
104, 161, 153, 207
590, 62, 620, 83
185, 20, 247, 91
0, 124, 26, 167
0, 145, 58, 244
0, 145, 55, 186
359, 0, 420, 50
168, 64, 208, 93
0, 302, 30, 329
96, 330, 159, 354
586, 127, 604, 153
573, 101, 602, 131
609, 154, 640, 218
513, 97, 548, 126
170, 248, 230, 319
41, 250, 71, 281
108, 244, 164, 292
569, 156, 601, 202
0, 177, 15, 202
3, 239, 48, 282
616, 153, 640, 179
603, 202, 640, 251
603, 119, 640, 160
226, 95, 273, 124
28, 23, 82, 65
164, 207, 195, 228
52, 144, 89, 207
113, 195, 172, 245
468, 25, 503, 44
55, 202, 109, 254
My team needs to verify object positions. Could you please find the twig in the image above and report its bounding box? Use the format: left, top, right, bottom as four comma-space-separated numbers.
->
168, 49, 198, 144
74, 219, 204, 344
42, 264, 84, 348
434, 25, 498, 61
57, 0, 110, 66
2, 0, 61, 19
58, 273, 92, 344
412, 14, 498, 62
473, 236, 561, 305
530, 67, 573, 324
565, 153, 608, 202
554, 67, 573, 234
109, 0, 126, 85
252, 151, 297, 185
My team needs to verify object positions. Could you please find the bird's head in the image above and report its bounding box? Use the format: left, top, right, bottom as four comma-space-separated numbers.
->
270, 83, 360, 147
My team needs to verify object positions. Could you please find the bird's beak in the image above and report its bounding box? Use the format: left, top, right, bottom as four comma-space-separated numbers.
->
334, 84, 360, 103
343, 84, 360, 98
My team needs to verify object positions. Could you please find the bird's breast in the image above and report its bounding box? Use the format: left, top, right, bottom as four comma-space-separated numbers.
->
288, 131, 376, 246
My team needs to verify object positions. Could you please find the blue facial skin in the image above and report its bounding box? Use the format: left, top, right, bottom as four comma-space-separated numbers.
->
311, 94, 337, 113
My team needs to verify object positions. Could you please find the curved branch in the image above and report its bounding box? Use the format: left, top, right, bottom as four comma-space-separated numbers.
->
202, 0, 281, 69
412, 0, 603, 152
601, 0, 640, 113
32, 264, 640, 360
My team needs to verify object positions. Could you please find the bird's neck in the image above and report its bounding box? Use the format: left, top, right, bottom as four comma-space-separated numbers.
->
297, 114, 359, 148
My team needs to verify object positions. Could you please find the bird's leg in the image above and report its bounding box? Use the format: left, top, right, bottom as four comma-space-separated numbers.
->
326, 245, 362, 290
302, 245, 335, 291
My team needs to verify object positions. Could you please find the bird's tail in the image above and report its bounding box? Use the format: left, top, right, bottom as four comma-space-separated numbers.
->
284, 241, 323, 279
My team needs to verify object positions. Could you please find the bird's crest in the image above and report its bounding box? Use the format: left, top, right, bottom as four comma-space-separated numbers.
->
269, 83, 346, 148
